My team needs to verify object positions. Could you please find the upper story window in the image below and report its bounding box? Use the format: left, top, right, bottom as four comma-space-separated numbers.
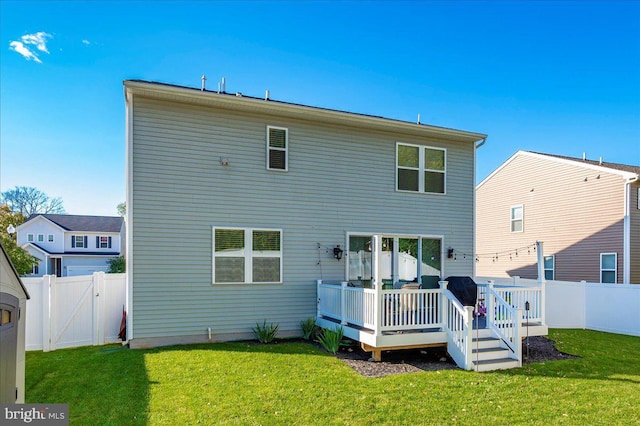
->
27, 234, 34, 242
72, 235, 87, 248
267, 126, 288, 171
96, 236, 112, 249
213, 227, 282, 284
396, 143, 446, 194
37, 234, 44, 242
48, 234, 54, 242
510, 205, 524, 233
600, 253, 617, 283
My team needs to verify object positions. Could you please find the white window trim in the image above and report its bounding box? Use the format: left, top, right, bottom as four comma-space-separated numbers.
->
266, 125, 288, 172
48, 234, 54, 243
396, 142, 447, 195
73, 235, 86, 248
37, 234, 45, 242
510, 205, 524, 233
99, 236, 109, 248
27, 233, 34, 242
544, 255, 555, 280
600, 252, 617, 284
212, 226, 283, 284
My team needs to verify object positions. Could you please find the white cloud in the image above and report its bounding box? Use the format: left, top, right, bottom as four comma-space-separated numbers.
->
9, 32, 52, 63
9, 41, 42, 63
82, 39, 90, 45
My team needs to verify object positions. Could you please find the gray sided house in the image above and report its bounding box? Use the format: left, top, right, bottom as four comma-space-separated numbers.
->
476, 151, 640, 284
124, 80, 487, 348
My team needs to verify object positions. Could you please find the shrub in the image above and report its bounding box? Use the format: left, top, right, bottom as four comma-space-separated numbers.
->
316, 326, 347, 354
300, 317, 317, 340
252, 320, 279, 343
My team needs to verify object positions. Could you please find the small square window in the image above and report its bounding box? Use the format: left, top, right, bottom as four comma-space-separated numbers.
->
48, 234, 54, 242
27, 234, 34, 242
38, 234, 44, 242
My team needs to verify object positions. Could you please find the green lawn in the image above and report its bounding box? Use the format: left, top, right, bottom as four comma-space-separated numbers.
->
26, 329, 640, 425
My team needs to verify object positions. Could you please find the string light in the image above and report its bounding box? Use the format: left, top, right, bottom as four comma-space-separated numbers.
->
453, 242, 538, 263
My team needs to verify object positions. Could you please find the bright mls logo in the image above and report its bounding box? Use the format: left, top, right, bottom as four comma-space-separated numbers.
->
1, 404, 68, 425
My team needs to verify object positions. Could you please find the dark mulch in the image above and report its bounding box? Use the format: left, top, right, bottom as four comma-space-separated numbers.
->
335, 336, 578, 377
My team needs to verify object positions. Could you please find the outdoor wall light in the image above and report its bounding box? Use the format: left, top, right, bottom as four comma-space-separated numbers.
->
333, 245, 344, 260
447, 248, 454, 259
220, 156, 230, 166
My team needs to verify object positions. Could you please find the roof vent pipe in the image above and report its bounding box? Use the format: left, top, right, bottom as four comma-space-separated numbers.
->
417, 113, 421, 124
582, 152, 586, 161
265, 90, 270, 100
201, 75, 207, 91
599, 156, 603, 165
221, 77, 226, 93
217, 82, 221, 94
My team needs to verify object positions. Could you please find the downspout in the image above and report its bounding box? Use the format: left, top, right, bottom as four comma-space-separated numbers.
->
473, 137, 487, 280
623, 175, 638, 284
124, 87, 134, 342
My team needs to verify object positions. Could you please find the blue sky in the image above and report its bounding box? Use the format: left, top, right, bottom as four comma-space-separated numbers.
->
1, 1, 639, 216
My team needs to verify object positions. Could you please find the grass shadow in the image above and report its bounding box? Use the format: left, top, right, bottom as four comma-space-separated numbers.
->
26, 344, 150, 425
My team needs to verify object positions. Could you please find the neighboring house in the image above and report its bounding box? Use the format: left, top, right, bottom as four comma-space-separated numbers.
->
16, 214, 124, 277
476, 151, 640, 284
1, 242, 29, 403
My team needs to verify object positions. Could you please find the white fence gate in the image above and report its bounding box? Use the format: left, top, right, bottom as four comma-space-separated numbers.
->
477, 276, 640, 337
23, 272, 126, 351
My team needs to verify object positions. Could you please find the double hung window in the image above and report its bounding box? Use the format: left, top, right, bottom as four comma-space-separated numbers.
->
396, 143, 446, 194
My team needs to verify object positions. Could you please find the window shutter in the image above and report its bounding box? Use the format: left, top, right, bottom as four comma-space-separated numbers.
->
84, 236, 88, 248
72, 236, 76, 248
96, 236, 100, 248
108, 237, 112, 249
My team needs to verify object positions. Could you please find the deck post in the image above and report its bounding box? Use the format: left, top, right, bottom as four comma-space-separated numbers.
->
372, 235, 382, 336
316, 280, 322, 320
340, 281, 348, 325
515, 307, 523, 367
439, 280, 448, 329
487, 280, 494, 325
464, 306, 474, 370
536, 241, 546, 326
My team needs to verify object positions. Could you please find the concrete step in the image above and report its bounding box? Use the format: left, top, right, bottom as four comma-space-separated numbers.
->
471, 347, 510, 361
472, 357, 520, 372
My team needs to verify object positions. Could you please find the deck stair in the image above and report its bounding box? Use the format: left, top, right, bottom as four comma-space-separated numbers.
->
470, 328, 519, 372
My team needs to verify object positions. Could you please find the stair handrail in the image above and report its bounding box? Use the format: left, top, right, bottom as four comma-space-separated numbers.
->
442, 284, 474, 370
486, 284, 523, 366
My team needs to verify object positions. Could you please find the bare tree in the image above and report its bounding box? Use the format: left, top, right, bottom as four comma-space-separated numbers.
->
1, 186, 65, 216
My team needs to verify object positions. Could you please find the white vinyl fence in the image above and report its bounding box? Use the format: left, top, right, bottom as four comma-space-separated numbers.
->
477, 276, 640, 337
23, 272, 126, 351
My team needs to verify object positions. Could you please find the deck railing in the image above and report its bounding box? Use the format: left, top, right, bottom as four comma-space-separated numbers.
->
443, 287, 474, 370
478, 281, 544, 324
485, 284, 523, 367
316, 281, 442, 332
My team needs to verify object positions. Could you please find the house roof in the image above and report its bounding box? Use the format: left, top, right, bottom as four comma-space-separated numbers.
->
124, 80, 488, 144
24, 243, 119, 257
0, 241, 30, 299
478, 150, 640, 189
529, 152, 640, 175
24, 214, 124, 233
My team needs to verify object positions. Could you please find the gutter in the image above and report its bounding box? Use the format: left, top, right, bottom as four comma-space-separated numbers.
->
623, 175, 639, 283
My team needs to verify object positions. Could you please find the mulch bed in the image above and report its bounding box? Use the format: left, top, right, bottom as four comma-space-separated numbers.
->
335, 336, 578, 377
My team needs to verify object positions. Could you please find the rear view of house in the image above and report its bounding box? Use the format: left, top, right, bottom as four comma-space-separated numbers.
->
476, 151, 640, 284
124, 80, 488, 349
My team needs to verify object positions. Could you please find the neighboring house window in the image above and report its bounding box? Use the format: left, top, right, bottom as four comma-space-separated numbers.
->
213, 227, 282, 284
600, 253, 617, 283
510, 205, 524, 233
396, 143, 446, 194
38, 234, 44, 242
96, 236, 112, 249
267, 126, 288, 171
544, 255, 555, 280
72, 235, 88, 248
32, 263, 39, 275
48, 234, 54, 242
27, 234, 34, 242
